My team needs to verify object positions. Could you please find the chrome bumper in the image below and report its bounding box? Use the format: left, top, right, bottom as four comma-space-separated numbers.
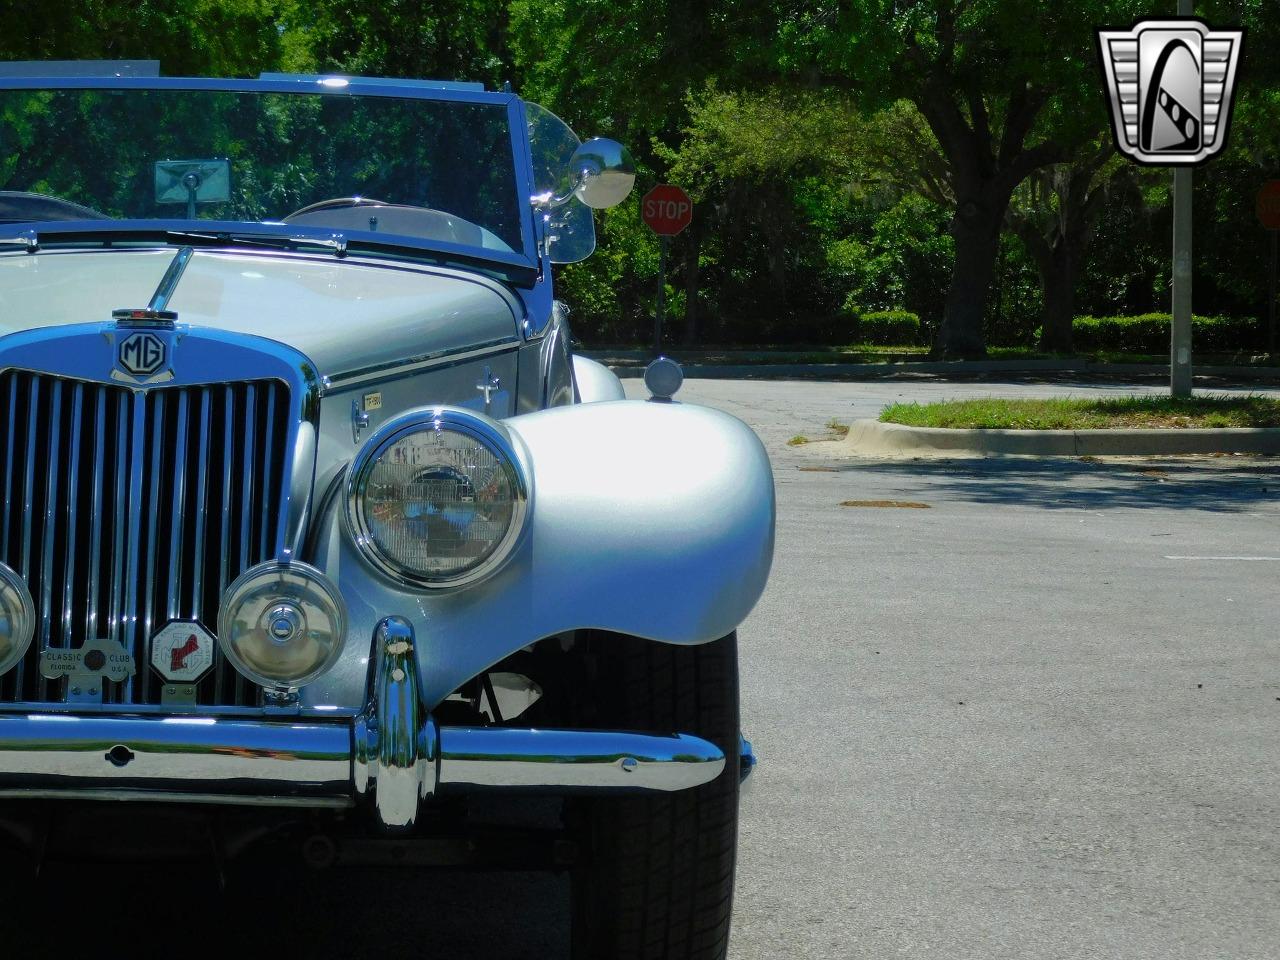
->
0, 618, 727, 829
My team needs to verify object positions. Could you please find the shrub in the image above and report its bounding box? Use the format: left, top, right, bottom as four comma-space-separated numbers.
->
858, 309, 921, 345
1073, 313, 1259, 353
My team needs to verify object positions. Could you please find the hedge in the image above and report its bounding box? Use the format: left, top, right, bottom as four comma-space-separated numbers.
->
1072, 313, 1259, 353
839, 298, 922, 345
858, 310, 921, 344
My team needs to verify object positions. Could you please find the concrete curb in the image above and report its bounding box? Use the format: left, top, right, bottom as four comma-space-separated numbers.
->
603, 360, 1280, 381
839, 418, 1280, 458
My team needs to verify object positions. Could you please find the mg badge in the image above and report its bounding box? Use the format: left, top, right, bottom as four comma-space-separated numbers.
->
1097, 19, 1244, 167
150, 621, 216, 683
118, 331, 167, 378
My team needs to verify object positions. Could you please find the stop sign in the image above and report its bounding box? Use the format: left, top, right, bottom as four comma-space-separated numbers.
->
1258, 181, 1280, 231
641, 184, 692, 236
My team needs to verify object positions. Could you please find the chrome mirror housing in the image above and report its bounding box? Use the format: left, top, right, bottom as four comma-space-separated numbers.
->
568, 138, 635, 209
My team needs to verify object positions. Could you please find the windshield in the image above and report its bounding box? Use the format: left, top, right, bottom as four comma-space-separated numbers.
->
0, 86, 525, 258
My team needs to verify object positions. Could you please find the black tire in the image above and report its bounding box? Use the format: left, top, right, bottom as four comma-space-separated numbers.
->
569, 632, 741, 960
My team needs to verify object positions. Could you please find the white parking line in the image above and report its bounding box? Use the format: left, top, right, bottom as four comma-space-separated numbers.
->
1164, 556, 1280, 561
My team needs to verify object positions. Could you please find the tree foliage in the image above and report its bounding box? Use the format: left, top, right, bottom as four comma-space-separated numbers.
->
0, 1, 1277, 352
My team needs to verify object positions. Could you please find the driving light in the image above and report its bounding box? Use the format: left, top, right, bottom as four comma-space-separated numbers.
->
346, 407, 529, 588
0, 562, 34, 676
218, 561, 347, 691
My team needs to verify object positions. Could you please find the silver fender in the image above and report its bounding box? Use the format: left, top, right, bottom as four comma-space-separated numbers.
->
306, 399, 775, 710
572, 354, 626, 402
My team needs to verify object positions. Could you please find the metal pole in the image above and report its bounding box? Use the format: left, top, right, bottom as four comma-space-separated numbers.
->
1269, 230, 1277, 356
1170, 0, 1193, 397
654, 236, 667, 357
1171, 167, 1193, 396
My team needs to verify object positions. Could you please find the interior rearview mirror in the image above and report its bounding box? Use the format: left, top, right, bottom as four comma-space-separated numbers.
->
154, 159, 231, 219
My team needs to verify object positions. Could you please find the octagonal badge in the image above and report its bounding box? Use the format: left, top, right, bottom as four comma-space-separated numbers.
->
150, 621, 216, 683
117, 331, 168, 378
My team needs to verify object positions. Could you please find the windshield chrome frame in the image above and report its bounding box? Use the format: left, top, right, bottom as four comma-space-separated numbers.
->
0, 75, 540, 285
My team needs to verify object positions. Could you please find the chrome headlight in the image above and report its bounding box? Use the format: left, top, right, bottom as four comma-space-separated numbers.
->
218, 561, 347, 692
346, 407, 529, 589
0, 562, 35, 676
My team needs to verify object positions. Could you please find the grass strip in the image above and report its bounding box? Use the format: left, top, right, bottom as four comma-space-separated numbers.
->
879, 395, 1280, 430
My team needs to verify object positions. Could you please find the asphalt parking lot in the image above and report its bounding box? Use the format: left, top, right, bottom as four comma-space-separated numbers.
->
9, 376, 1279, 960
662, 377, 1280, 960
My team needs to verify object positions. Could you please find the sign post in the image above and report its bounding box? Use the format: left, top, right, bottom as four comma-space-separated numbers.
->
1168, 0, 1196, 397
1257, 180, 1280, 355
641, 184, 693, 356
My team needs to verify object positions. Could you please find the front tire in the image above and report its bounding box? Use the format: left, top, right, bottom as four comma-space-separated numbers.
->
569, 632, 741, 960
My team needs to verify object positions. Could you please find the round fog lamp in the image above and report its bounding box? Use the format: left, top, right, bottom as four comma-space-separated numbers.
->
218, 561, 347, 691
644, 356, 684, 401
0, 562, 35, 676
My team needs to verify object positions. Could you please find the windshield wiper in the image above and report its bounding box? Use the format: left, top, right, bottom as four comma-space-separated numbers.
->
165, 228, 348, 258
0, 229, 39, 253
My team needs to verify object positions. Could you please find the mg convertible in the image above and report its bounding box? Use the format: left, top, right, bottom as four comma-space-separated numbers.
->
0, 64, 774, 959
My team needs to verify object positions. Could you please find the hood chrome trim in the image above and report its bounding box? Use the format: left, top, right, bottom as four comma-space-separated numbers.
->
324, 338, 520, 391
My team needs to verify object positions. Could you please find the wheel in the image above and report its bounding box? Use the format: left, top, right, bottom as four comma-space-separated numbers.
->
569, 631, 742, 960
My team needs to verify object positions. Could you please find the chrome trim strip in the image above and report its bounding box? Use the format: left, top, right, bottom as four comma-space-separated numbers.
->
122, 391, 147, 701
59, 384, 83, 673
37, 379, 62, 698
148, 246, 194, 312
324, 339, 520, 391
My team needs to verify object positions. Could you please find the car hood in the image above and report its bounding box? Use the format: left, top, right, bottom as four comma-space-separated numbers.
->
0, 247, 521, 380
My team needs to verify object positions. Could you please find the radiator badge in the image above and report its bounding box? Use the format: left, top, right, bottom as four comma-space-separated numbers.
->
150, 621, 215, 683
40, 637, 136, 685
118, 331, 167, 377
110, 307, 179, 384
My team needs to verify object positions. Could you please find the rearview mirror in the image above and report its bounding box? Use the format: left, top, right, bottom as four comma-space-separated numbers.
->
568, 138, 635, 210
154, 159, 231, 219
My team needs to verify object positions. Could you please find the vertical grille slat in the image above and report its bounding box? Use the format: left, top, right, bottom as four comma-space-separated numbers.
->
16, 377, 40, 697
0, 373, 291, 708
37, 381, 63, 701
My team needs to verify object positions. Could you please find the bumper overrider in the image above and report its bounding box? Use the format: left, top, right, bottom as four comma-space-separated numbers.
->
0, 617, 728, 829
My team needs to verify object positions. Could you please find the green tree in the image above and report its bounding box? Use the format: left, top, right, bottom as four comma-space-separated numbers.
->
779, 0, 1146, 357
281, 0, 510, 88
1006, 137, 1125, 352
0, 0, 286, 77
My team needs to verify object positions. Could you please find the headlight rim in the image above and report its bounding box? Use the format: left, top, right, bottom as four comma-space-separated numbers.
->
344, 406, 530, 590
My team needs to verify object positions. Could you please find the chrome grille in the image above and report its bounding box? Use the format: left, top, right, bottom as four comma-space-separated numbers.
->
0, 371, 291, 707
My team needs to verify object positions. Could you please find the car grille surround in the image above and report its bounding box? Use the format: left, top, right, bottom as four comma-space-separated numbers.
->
0, 370, 292, 708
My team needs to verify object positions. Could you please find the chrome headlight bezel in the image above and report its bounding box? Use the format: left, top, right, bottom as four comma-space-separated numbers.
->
345, 406, 530, 590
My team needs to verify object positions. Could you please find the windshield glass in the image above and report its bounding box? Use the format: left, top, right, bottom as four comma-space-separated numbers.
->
0, 87, 525, 256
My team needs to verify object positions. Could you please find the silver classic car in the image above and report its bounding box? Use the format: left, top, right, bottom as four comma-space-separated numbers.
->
0, 66, 773, 956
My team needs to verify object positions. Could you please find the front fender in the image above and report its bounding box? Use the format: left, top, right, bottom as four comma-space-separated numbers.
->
571, 354, 626, 402
306, 399, 775, 710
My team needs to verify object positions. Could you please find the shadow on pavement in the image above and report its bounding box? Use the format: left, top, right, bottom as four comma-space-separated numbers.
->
816, 456, 1280, 513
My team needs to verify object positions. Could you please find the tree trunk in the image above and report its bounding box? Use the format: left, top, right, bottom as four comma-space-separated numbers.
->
682, 227, 703, 347
1038, 242, 1078, 353
934, 195, 1002, 358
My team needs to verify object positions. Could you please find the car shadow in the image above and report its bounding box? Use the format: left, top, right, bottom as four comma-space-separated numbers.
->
3, 862, 570, 959
814, 456, 1280, 514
